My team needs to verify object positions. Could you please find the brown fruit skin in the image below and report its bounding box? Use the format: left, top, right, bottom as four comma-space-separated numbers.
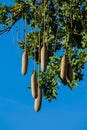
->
41, 44, 48, 72
21, 50, 28, 75
60, 54, 68, 80
66, 63, 73, 83
31, 71, 38, 99
34, 87, 42, 112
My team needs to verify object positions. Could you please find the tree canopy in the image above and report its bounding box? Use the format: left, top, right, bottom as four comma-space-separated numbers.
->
0, 0, 87, 103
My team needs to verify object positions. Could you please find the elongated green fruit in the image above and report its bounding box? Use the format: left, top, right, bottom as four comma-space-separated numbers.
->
21, 50, 28, 75
34, 87, 42, 112
31, 71, 38, 99
66, 63, 73, 83
60, 54, 68, 80
41, 44, 48, 72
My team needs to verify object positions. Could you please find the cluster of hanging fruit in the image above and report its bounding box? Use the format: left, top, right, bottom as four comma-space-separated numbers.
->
20, 0, 73, 112
21, 43, 48, 112
21, 43, 73, 112
60, 54, 73, 84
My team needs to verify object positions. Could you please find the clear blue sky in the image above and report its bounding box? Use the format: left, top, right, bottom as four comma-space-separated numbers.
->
0, 1, 87, 130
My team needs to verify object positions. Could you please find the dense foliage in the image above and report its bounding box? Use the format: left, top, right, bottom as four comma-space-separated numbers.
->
0, 0, 87, 102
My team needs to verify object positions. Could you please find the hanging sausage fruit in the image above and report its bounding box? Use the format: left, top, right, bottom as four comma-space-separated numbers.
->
60, 54, 68, 80
41, 43, 48, 72
21, 16, 28, 75
31, 71, 38, 99
41, 0, 48, 72
34, 86, 42, 112
30, 0, 38, 99
21, 47, 28, 75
